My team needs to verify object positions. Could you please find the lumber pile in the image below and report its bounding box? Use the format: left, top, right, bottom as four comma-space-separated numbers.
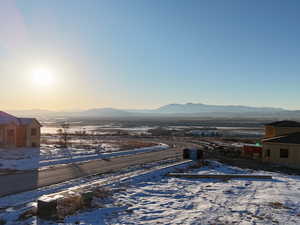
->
166, 173, 272, 179
37, 160, 193, 221
37, 187, 112, 220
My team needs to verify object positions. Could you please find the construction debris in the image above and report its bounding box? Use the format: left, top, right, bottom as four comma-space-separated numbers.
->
37, 188, 112, 220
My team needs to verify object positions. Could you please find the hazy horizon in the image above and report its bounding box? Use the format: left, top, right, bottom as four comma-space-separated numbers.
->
3, 102, 297, 112
1, 0, 300, 110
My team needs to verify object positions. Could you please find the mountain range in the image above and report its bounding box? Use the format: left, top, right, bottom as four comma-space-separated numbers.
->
7, 103, 300, 119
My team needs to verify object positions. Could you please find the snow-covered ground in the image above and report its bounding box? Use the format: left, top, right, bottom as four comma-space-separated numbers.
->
1, 160, 300, 224
54, 161, 300, 224
0, 159, 190, 225
0, 143, 168, 170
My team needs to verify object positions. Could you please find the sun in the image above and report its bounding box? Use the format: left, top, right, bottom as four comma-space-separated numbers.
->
32, 68, 55, 86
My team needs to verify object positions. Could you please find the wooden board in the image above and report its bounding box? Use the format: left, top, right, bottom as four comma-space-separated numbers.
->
166, 173, 272, 179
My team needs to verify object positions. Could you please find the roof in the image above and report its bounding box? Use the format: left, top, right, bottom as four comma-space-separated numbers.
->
0, 111, 41, 127
0, 111, 20, 125
18, 118, 42, 127
263, 132, 300, 144
265, 120, 300, 127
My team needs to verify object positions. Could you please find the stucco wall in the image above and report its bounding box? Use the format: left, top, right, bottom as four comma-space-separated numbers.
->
16, 126, 26, 147
0, 120, 41, 148
25, 121, 41, 147
265, 126, 276, 138
262, 142, 300, 169
1, 124, 17, 148
265, 125, 300, 138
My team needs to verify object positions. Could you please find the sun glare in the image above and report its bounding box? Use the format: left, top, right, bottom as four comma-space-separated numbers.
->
32, 68, 55, 86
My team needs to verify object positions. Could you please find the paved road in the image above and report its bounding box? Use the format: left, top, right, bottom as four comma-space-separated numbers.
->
0, 147, 183, 197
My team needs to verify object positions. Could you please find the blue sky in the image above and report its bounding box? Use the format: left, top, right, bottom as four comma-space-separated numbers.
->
1, 0, 300, 110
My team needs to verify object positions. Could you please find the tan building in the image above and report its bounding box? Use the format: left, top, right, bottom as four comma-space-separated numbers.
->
262, 121, 300, 169
0, 111, 42, 148
264, 120, 300, 138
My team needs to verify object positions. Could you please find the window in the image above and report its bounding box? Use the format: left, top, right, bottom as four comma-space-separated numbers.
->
31, 128, 37, 136
7, 129, 14, 137
32, 142, 37, 147
265, 149, 270, 157
280, 149, 289, 158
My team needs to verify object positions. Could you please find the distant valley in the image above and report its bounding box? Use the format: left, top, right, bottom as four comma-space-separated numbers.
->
7, 103, 300, 119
